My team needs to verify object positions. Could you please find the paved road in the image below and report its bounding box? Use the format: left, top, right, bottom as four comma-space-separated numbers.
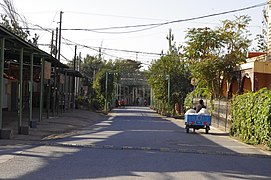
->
0, 107, 271, 180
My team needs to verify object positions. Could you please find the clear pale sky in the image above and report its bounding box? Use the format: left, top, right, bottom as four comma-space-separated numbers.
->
6, 0, 266, 68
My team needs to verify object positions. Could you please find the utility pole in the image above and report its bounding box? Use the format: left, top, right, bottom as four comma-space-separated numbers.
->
58, 11, 63, 62
73, 45, 77, 110
46, 30, 54, 118
98, 41, 103, 61
105, 71, 108, 113
56, 11, 63, 115
166, 74, 170, 115
55, 28, 58, 59
52, 27, 58, 116
50, 30, 54, 56
74, 46, 77, 71
78, 52, 81, 95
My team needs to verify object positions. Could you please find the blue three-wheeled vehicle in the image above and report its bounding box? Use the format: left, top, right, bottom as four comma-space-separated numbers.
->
185, 114, 211, 133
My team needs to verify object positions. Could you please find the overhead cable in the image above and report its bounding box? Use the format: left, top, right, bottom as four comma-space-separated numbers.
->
60, 2, 266, 33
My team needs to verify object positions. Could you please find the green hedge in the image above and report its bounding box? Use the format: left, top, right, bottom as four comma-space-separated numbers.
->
230, 88, 271, 149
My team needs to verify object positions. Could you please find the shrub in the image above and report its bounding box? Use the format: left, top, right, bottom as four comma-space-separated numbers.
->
230, 88, 271, 149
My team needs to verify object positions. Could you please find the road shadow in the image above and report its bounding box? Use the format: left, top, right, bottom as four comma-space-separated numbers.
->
1, 106, 271, 179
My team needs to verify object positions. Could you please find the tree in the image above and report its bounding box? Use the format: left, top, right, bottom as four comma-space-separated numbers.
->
79, 54, 105, 102
184, 16, 251, 99
81, 54, 104, 82
253, 7, 267, 52
113, 59, 141, 74
148, 29, 192, 114
0, 0, 39, 45
79, 55, 144, 110
254, 31, 267, 52
92, 61, 118, 110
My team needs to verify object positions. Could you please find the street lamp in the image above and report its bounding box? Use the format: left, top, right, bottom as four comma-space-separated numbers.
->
166, 74, 170, 115
105, 71, 108, 113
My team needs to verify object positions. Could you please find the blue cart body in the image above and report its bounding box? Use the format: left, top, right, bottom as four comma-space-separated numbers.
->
184, 114, 211, 133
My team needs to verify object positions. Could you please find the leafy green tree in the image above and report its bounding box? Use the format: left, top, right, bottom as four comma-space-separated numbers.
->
184, 15, 251, 99
78, 54, 105, 108
253, 8, 267, 52
81, 54, 104, 83
80, 55, 144, 110
114, 59, 142, 73
254, 31, 267, 52
92, 61, 117, 110
148, 29, 192, 114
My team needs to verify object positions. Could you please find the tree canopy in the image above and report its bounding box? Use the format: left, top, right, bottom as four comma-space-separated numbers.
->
184, 15, 251, 99
148, 29, 192, 114
0, 0, 38, 45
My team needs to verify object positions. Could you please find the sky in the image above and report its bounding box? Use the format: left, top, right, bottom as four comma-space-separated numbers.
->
3, 0, 267, 69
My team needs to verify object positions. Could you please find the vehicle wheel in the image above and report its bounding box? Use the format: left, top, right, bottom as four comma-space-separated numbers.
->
186, 126, 189, 133
205, 127, 209, 134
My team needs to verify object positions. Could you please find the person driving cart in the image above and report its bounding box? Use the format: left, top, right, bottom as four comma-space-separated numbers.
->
195, 99, 206, 113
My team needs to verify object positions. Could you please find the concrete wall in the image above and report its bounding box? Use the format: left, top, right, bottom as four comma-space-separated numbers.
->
255, 73, 271, 90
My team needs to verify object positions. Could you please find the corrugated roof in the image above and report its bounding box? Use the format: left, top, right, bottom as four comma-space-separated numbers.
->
0, 25, 68, 68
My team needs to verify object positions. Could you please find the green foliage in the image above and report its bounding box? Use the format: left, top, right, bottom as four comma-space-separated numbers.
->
251, 8, 267, 52
91, 96, 104, 110
81, 54, 104, 82
80, 54, 105, 100
184, 16, 251, 99
230, 88, 271, 149
93, 67, 116, 107
253, 30, 267, 52
114, 59, 142, 74
148, 30, 192, 113
184, 91, 194, 110
184, 86, 211, 111
80, 56, 144, 110
0, 1, 30, 41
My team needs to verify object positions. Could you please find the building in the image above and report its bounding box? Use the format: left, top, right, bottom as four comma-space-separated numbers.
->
220, 1, 271, 98
0, 25, 82, 138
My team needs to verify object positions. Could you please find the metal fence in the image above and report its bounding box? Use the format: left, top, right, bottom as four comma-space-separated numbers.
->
194, 98, 231, 132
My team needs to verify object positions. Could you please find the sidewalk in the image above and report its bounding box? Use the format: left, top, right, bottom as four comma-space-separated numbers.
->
0, 109, 107, 146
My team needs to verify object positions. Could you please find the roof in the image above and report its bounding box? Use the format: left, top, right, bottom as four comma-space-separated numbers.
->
65, 69, 84, 77
247, 52, 267, 58
0, 25, 68, 68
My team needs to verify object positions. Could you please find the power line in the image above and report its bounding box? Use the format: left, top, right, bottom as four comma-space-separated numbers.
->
12, 2, 266, 63
63, 42, 161, 56
84, 25, 162, 34
22, 2, 266, 35
61, 38, 157, 62
60, 2, 266, 34
60, 54, 72, 63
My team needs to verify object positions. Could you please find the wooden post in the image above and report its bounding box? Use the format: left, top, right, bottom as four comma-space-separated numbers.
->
39, 58, 45, 121
18, 48, 24, 132
29, 53, 34, 125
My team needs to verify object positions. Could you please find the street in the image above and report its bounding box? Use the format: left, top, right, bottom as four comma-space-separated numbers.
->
0, 107, 271, 180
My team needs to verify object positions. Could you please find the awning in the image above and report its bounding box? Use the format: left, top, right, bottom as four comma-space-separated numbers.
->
0, 25, 68, 68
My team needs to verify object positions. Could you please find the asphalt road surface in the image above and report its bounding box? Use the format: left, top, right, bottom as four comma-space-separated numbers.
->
0, 106, 271, 180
